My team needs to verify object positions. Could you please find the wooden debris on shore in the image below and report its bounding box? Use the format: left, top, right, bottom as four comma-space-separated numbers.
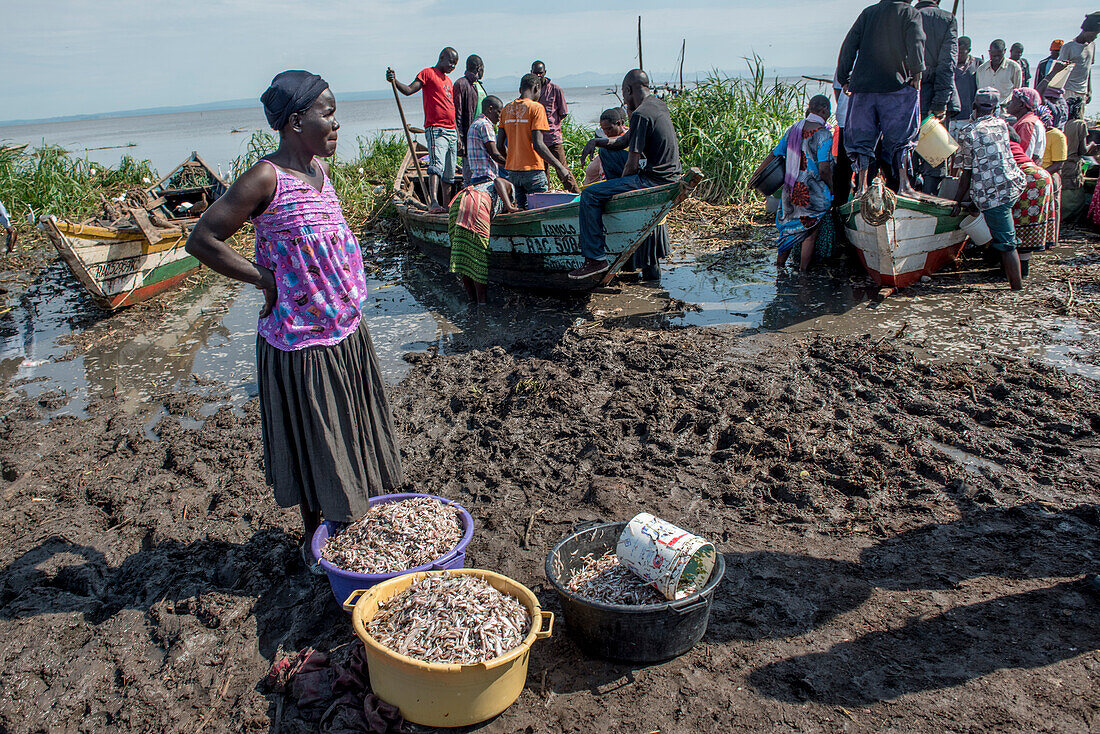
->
566, 550, 666, 606
321, 497, 462, 574
367, 575, 530, 664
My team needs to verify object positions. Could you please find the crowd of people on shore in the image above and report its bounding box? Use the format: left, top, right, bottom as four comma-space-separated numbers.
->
770, 3, 1099, 286
387, 51, 681, 301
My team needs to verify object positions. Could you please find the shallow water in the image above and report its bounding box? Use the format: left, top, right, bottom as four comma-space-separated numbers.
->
0, 230, 1096, 417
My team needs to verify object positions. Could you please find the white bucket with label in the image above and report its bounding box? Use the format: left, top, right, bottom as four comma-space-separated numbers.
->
616, 513, 717, 601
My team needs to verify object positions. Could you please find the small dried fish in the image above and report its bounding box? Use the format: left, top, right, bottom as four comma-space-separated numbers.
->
322, 498, 462, 574
367, 575, 530, 664
566, 550, 666, 606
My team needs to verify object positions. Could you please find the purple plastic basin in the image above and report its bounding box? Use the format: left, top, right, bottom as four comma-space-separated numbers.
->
311, 493, 474, 612
526, 192, 579, 209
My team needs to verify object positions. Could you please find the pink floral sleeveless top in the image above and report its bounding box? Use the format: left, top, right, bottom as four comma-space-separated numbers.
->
252, 160, 367, 351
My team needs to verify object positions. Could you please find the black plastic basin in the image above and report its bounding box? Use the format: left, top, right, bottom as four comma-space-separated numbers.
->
544, 521, 725, 663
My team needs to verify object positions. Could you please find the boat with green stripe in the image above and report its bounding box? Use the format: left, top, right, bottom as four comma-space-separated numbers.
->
41, 153, 227, 311
392, 146, 703, 290
839, 193, 967, 288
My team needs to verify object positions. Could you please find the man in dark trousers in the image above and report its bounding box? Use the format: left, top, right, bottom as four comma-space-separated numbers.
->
532, 61, 570, 188
453, 54, 487, 184
569, 69, 682, 281
837, 0, 926, 198
915, 0, 959, 196
387, 48, 460, 211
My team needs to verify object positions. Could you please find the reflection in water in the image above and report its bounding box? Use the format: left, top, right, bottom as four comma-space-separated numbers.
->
0, 233, 1096, 417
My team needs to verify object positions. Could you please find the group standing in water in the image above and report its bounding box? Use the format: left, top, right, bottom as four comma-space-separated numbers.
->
769, 3, 1100, 284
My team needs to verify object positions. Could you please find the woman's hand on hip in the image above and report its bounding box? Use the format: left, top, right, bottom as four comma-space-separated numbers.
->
256, 266, 278, 318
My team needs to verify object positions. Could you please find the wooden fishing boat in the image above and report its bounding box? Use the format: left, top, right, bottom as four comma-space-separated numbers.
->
838, 194, 967, 288
392, 145, 703, 290
41, 152, 227, 311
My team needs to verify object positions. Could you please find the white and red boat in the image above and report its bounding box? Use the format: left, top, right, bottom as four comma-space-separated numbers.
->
839, 194, 967, 288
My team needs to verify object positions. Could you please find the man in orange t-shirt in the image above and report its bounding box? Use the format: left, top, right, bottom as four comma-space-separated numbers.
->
497, 74, 578, 209
387, 48, 459, 212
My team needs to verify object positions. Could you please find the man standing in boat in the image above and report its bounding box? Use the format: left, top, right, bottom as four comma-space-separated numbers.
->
387, 48, 460, 213
569, 69, 681, 281
531, 61, 569, 189
836, 0, 926, 198
497, 74, 579, 210
914, 0, 959, 196
454, 54, 488, 185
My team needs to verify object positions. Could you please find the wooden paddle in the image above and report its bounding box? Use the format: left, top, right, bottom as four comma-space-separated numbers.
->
391, 79, 427, 204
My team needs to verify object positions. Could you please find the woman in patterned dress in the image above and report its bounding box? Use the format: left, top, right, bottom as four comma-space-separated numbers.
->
1007, 126, 1055, 277
186, 71, 403, 572
773, 95, 835, 271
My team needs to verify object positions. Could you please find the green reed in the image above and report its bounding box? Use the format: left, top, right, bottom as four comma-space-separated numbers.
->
0, 144, 156, 223
558, 57, 806, 204
231, 131, 406, 229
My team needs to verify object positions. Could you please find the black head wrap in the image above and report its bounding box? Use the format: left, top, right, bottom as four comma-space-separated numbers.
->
1084, 12, 1100, 32
260, 70, 329, 131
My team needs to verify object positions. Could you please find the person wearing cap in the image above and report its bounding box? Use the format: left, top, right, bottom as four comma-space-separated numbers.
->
951, 87, 1026, 290
1036, 40, 1066, 86
835, 0, 926, 198
977, 40, 1023, 106
1040, 14, 1100, 107
186, 71, 404, 574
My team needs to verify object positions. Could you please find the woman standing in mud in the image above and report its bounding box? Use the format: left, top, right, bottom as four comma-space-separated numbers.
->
185, 71, 403, 572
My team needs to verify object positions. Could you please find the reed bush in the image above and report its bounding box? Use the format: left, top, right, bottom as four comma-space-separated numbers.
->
556, 58, 805, 204
0, 145, 156, 222
231, 131, 405, 228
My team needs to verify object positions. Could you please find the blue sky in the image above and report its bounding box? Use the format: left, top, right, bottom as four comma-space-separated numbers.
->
1, 0, 1096, 119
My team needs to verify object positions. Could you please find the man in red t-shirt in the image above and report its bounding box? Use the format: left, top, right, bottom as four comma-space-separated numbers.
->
387, 48, 459, 212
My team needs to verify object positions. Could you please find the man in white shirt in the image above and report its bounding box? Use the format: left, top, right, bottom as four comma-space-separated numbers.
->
1040, 13, 1100, 107
977, 40, 1023, 106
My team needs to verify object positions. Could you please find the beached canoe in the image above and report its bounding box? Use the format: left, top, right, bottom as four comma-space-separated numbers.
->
838, 195, 967, 288
392, 146, 703, 290
41, 153, 227, 311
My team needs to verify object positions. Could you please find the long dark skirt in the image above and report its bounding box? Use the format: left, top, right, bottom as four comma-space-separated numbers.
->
257, 321, 403, 523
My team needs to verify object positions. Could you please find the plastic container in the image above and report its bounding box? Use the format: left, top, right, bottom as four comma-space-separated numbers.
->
748, 154, 784, 197
961, 213, 992, 245
915, 115, 958, 167
765, 195, 781, 215
545, 521, 725, 663
526, 192, 579, 209
343, 569, 554, 728
311, 493, 474, 611
616, 513, 716, 600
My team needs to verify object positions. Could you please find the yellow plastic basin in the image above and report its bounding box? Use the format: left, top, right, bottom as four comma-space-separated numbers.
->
343, 569, 554, 728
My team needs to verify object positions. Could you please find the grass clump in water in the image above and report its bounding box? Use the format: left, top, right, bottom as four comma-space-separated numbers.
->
231, 131, 406, 230
558, 58, 805, 205
0, 144, 157, 223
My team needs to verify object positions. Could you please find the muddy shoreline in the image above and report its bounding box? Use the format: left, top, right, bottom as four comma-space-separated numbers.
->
0, 213, 1097, 732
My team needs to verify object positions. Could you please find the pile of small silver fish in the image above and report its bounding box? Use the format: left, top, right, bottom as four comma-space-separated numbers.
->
566, 550, 667, 605
367, 575, 530, 664
322, 497, 462, 574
